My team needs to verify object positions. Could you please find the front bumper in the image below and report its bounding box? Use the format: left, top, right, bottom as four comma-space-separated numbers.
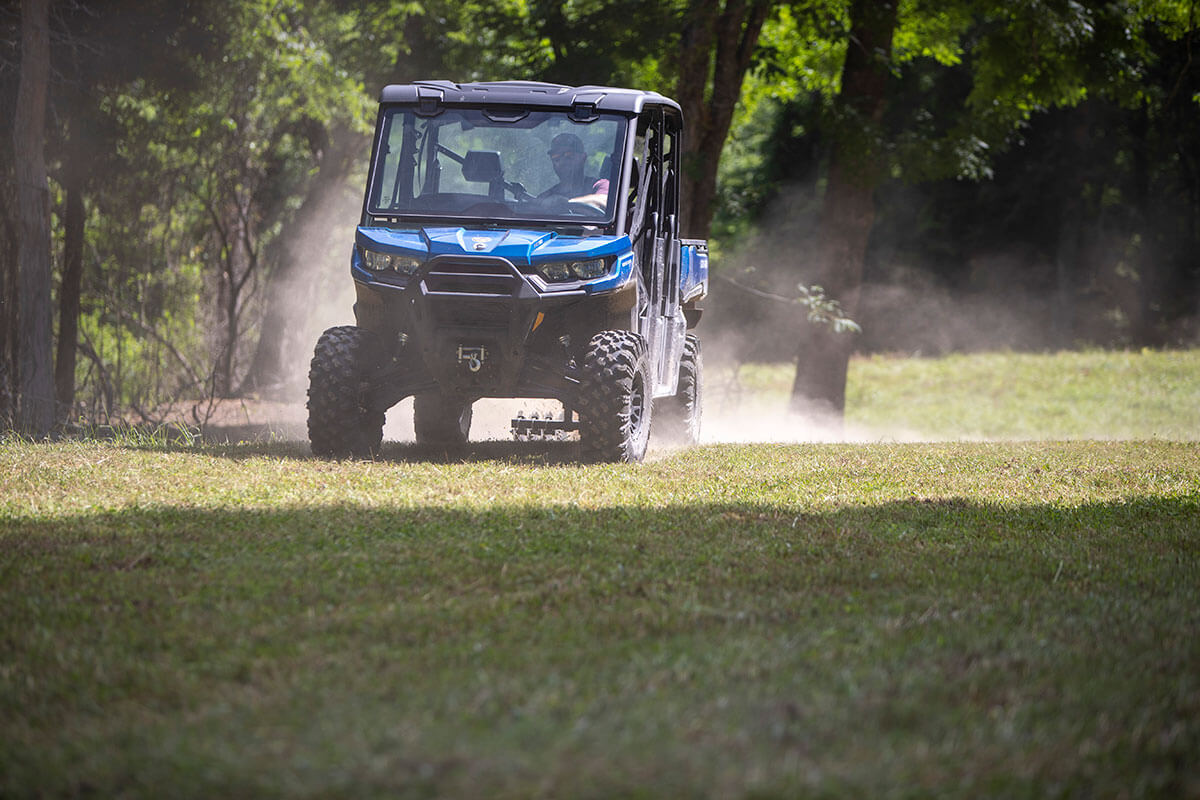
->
354, 255, 636, 406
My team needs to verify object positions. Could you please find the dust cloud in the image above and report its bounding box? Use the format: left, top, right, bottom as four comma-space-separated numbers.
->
698, 392, 870, 444
685, 181, 1076, 446
270, 179, 1132, 448
274, 182, 936, 448
269, 181, 361, 399
298, 209, 361, 353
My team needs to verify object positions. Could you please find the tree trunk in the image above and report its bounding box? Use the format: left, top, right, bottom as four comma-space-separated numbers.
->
56, 121, 86, 421
1, 172, 17, 429
790, 0, 898, 421
13, 0, 55, 436
676, 0, 773, 240
215, 208, 246, 398
218, 284, 239, 397
239, 125, 361, 397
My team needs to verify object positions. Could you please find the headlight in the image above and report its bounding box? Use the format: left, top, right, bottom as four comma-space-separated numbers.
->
570, 258, 610, 279
537, 261, 574, 282
536, 258, 610, 283
362, 249, 421, 275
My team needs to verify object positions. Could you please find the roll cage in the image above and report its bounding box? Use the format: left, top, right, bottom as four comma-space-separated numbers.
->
360, 81, 685, 248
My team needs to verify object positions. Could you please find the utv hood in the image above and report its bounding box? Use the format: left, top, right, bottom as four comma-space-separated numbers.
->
356, 226, 631, 265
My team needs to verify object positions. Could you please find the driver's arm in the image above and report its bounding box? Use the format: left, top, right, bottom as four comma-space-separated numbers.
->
571, 178, 610, 210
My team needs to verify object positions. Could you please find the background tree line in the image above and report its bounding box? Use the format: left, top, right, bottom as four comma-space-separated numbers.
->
2, 0, 1197, 435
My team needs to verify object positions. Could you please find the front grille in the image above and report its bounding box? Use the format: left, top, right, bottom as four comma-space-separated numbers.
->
424, 259, 518, 296
427, 297, 515, 329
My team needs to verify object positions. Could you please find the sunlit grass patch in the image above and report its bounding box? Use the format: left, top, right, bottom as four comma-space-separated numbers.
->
710, 348, 1200, 440
849, 348, 1200, 439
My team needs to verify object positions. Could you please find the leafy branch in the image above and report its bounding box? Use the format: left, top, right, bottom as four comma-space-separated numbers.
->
796, 284, 861, 335
714, 272, 861, 334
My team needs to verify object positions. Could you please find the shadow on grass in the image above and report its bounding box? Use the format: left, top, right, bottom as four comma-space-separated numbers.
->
3, 494, 1198, 800
4, 492, 1197, 571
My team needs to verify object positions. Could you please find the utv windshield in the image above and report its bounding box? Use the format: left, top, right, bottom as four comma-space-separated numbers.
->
367, 107, 627, 225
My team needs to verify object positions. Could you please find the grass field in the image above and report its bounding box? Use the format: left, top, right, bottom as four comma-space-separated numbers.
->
713, 348, 1200, 441
2, 350, 1199, 798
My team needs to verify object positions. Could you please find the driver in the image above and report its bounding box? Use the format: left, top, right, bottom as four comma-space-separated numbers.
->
540, 133, 610, 209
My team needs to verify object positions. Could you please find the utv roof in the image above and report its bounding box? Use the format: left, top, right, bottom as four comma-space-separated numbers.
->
378, 80, 681, 115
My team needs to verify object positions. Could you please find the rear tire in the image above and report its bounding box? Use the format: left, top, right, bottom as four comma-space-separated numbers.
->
655, 334, 702, 446
307, 326, 385, 459
413, 393, 473, 446
578, 330, 652, 463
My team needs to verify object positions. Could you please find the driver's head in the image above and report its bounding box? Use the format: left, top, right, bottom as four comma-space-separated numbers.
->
548, 133, 586, 180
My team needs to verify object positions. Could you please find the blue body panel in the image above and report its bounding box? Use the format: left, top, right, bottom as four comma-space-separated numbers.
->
680, 240, 709, 303
353, 226, 636, 294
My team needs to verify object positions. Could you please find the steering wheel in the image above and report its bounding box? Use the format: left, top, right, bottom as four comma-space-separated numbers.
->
523, 194, 605, 217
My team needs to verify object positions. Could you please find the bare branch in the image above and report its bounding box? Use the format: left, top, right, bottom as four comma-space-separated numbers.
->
110, 306, 205, 389
713, 271, 795, 305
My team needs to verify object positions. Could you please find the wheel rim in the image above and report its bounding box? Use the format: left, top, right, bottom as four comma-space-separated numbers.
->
629, 373, 646, 434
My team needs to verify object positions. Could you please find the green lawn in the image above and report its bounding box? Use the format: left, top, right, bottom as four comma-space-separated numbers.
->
715, 348, 1200, 440
2, 350, 1199, 798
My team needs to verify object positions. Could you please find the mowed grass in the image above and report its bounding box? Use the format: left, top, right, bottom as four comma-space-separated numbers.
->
719, 348, 1200, 440
3, 350, 1200, 798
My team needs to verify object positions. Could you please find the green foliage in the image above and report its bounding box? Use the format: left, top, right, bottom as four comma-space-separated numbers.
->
59, 0, 374, 409
797, 283, 861, 334
357, 0, 682, 87
718, 0, 1200, 211
891, 0, 970, 67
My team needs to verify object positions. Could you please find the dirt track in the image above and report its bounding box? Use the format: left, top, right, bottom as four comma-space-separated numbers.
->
193, 397, 565, 445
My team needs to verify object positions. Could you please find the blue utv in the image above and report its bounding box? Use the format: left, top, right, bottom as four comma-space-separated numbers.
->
307, 81, 708, 463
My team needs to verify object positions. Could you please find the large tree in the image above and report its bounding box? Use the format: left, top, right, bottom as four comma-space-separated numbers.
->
772, 0, 1199, 418
11, 0, 53, 435
790, 0, 898, 417
53, 116, 84, 418
675, 0, 775, 239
